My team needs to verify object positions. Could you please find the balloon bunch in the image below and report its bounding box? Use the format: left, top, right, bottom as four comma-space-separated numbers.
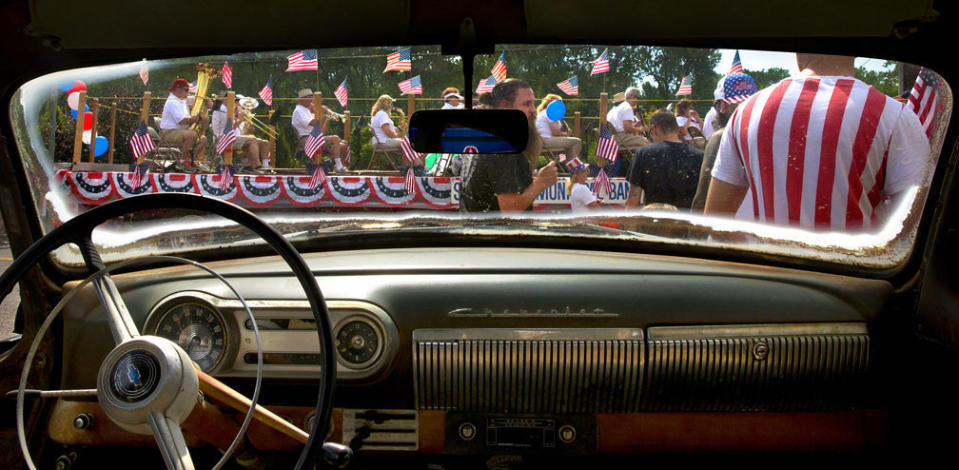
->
62, 80, 109, 157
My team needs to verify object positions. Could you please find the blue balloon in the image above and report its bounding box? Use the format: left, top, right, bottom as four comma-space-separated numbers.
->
546, 100, 566, 121
69, 104, 90, 119
58, 81, 73, 91
92, 136, 109, 157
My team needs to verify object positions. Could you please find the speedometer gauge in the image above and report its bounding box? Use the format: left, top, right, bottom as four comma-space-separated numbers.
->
153, 302, 227, 373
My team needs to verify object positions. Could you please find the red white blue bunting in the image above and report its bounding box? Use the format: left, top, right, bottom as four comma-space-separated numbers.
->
370, 176, 417, 207
195, 173, 238, 201
237, 175, 283, 207
324, 176, 372, 206
416, 176, 454, 209
281, 175, 327, 206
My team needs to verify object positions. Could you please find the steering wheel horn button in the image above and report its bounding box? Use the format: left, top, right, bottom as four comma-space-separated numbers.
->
110, 351, 161, 403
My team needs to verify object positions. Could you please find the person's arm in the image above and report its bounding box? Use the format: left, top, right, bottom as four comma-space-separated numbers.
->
585, 200, 603, 209
621, 119, 638, 134
703, 177, 748, 216
381, 123, 400, 138
548, 120, 569, 137
496, 161, 558, 212
625, 183, 644, 209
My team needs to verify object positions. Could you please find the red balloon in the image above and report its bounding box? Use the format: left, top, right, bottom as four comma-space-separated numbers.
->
82, 112, 93, 131
67, 80, 88, 96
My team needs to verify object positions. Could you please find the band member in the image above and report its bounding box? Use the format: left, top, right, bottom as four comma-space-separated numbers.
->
159, 78, 208, 170
211, 92, 271, 171
535, 94, 583, 161
292, 89, 348, 172
370, 94, 425, 173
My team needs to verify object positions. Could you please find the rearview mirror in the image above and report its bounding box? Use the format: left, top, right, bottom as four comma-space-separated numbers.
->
408, 110, 529, 154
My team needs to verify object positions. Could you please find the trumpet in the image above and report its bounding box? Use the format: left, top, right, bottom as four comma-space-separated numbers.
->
323, 107, 347, 122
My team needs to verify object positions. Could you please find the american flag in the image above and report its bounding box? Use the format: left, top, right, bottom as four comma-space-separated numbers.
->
221, 57, 233, 88
400, 135, 418, 163
490, 52, 507, 82
215, 118, 236, 155
306, 162, 326, 190
729, 50, 744, 74
591, 48, 609, 75
556, 76, 579, 96
128, 162, 149, 190
908, 67, 939, 139
287, 49, 318, 71
383, 47, 412, 72
593, 167, 613, 198
405, 167, 417, 194
129, 120, 155, 159
343, 143, 351, 164
398, 75, 423, 95
675, 75, 692, 96
216, 163, 235, 191
596, 123, 619, 161
305, 122, 327, 158
138, 59, 149, 85
188, 81, 197, 94
476, 76, 497, 94
334, 78, 348, 107
258, 76, 273, 106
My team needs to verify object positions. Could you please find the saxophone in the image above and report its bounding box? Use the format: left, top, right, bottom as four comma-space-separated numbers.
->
394, 107, 408, 135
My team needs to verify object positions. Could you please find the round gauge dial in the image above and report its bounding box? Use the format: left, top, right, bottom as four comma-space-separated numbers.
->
336, 320, 380, 366
153, 302, 227, 373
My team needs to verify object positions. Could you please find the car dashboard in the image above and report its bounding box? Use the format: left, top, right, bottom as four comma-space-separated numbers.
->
51, 246, 892, 458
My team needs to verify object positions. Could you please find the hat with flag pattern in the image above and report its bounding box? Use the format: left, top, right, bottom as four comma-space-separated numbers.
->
565, 157, 586, 173
717, 73, 758, 104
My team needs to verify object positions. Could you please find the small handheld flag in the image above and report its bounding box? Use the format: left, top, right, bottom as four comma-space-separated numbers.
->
215, 119, 236, 155
398, 75, 423, 95
306, 161, 327, 190
258, 76, 273, 106
596, 123, 619, 162
593, 167, 613, 198
405, 167, 417, 194
400, 135, 418, 163
138, 59, 149, 85
305, 122, 327, 158
675, 75, 692, 96
491, 52, 507, 82
591, 49, 610, 75
129, 120, 155, 160
384, 47, 412, 72
729, 50, 744, 74
557, 76, 579, 96
476, 76, 497, 94
287, 49, 318, 71
221, 57, 233, 88
216, 163, 237, 191
335, 78, 349, 107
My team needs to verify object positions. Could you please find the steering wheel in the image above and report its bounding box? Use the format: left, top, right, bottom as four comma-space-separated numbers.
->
0, 193, 337, 470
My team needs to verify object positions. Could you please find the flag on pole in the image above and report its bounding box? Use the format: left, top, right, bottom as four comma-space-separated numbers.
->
405, 167, 417, 194
490, 52, 507, 82
306, 162, 326, 190
258, 76, 273, 106
398, 75, 423, 95
400, 135, 418, 162
334, 78, 349, 107
343, 143, 351, 164
556, 76, 579, 96
908, 67, 940, 139
216, 164, 236, 190
476, 76, 497, 94
188, 81, 197, 94
305, 122, 327, 158
128, 162, 149, 190
221, 57, 233, 88
138, 59, 149, 85
215, 119, 236, 155
383, 47, 412, 72
675, 75, 692, 96
729, 50, 744, 74
596, 123, 619, 161
129, 120, 155, 160
593, 166, 613, 197
287, 49, 318, 71
591, 49, 610, 75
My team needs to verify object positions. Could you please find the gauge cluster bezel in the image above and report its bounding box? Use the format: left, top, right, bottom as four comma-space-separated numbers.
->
142, 292, 398, 381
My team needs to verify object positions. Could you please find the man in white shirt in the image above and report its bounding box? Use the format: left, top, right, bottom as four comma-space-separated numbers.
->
159, 78, 208, 168
211, 92, 270, 171
292, 89, 348, 172
605, 87, 649, 152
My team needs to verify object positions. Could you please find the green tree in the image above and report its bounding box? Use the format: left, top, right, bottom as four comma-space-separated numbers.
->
856, 61, 899, 97
746, 67, 790, 89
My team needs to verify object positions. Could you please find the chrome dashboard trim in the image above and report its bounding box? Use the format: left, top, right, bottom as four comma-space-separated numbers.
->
144, 293, 398, 381
413, 328, 645, 413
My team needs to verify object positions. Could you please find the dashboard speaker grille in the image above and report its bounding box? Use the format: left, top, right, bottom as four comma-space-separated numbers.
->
413, 329, 645, 413
642, 323, 870, 411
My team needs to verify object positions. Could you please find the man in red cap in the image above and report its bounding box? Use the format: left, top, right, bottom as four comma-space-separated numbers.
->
160, 78, 208, 170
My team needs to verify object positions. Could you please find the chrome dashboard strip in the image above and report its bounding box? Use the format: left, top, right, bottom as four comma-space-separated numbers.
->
412, 329, 645, 414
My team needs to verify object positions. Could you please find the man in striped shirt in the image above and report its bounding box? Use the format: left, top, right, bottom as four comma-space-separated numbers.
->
704, 54, 931, 231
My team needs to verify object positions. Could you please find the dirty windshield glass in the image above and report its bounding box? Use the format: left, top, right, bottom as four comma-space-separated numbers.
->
8, 46, 951, 269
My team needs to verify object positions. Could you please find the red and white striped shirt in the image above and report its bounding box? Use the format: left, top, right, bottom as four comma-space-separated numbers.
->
713, 76, 930, 230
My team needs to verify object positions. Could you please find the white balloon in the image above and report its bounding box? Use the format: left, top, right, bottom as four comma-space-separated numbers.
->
82, 130, 91, 144
67, 92, 80, 110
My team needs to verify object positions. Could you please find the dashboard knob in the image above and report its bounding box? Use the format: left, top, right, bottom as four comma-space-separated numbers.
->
458, 422, 477, 441
558, 424, 576, 443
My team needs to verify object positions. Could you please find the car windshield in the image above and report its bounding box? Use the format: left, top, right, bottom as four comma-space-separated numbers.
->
8, 45, 951, 271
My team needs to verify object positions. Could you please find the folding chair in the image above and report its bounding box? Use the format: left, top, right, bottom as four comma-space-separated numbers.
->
365, 123, 404, 171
